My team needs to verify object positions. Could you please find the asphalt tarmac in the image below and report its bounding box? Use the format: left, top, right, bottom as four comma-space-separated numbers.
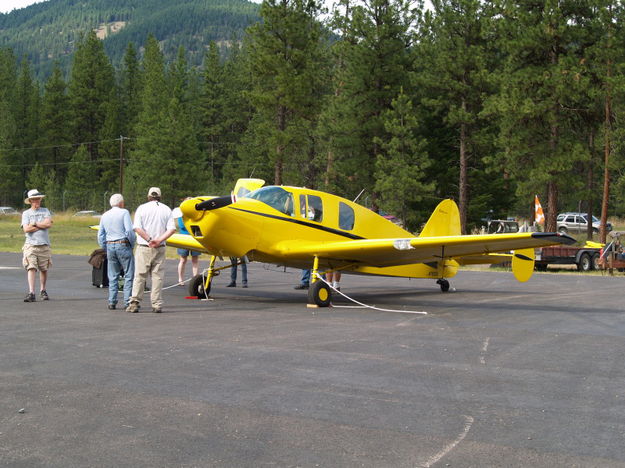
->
1, 251, 625, 467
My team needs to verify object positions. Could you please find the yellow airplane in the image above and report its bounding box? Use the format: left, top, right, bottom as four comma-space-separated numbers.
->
167, 179, 576, 307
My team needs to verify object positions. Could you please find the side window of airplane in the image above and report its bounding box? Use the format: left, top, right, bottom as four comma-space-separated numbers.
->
247, 186, 294, 216
299, 194, 323, 222
308, 195, 323, 222
339, 202, 354, 230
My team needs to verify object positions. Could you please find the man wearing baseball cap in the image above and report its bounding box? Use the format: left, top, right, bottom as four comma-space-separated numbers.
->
126, 187, 176, 314
21, 189, 53, 302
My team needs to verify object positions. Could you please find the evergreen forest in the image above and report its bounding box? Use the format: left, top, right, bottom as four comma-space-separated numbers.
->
1, 0, 625, 239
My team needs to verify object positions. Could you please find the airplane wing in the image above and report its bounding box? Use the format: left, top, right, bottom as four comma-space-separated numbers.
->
276, 232, 575, 268
166, 233, 208, 253
91, 226, 207, 253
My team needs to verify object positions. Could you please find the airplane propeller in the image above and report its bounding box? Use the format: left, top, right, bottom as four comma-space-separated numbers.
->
195, 195, 235, 211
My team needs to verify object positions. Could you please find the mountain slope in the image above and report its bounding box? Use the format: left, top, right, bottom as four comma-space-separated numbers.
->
0, 0, 260, 77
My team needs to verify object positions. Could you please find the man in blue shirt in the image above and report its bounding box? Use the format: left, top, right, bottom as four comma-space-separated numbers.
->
98, 193, 136, 310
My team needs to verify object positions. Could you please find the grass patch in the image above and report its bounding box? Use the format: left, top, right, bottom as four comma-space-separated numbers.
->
0, 213, 183, 259
0, 213, 101, 256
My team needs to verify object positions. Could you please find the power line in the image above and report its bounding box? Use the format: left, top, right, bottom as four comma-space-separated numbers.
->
0, 137, 135, 152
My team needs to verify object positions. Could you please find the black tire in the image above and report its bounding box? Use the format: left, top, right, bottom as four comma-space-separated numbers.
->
308, 280, 332, 307
188, 274, 210, 298
558, 227, 568, 234
578, 253, 591, 272
535, 263, 548, 272
437, 279, 450, 292
591, 253, 600, 270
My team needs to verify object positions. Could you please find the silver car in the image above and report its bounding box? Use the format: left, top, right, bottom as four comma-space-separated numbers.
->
0, 206, 18, 215
556, 212, 612, 234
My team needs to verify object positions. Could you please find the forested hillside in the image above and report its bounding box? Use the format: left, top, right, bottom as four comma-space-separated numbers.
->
0, 0, 259, 77
1, 0, 625, 240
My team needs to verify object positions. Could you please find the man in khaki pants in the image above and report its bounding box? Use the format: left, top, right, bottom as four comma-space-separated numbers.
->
126, 187, 176, 314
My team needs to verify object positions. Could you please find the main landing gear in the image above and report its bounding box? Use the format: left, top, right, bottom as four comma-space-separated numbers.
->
308, 280, 332, 307
306, 256, 335, 308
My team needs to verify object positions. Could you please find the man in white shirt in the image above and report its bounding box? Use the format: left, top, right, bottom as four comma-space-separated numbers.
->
98, 193, 136, 310
21, 189, 53, 302
126, 187, 176, 314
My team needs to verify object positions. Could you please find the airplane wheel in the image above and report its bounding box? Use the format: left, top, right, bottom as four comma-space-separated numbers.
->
189, 274, 210, 298
308, 281, 332, 307
437, 279, 450, 292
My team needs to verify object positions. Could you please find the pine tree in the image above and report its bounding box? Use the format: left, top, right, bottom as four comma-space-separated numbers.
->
245, 0, 329, 185
0, 48, 18, 205
127, 36, 202, 206
65, 145, 97, 209
0, 96, 19, 205
490, 0, 591, 231
199, 42, 226, 185
126, 34, 169, 205
25, 162, 48, 195
374, 90, 434, 231
67, 31, 115, 166
326, 0, 416, 205
118, 42, 142, 137
584, 0, 625, 240
14, 60, 40, 194
414, 0, 496, 232
39, 63, 71, 182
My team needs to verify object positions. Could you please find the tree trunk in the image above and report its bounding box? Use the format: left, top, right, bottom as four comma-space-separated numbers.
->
586, 131, 594, 241
459, 103, 468, 235
600, 62, 612, 244
275, 105, 287, 185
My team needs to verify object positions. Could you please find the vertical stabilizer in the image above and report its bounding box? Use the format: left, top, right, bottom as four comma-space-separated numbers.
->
419, 199, 461, 237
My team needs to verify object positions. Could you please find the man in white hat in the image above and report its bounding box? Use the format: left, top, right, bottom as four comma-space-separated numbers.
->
21, 189, 53, 302
126, 187, 176, 314
98, 193, 136, 310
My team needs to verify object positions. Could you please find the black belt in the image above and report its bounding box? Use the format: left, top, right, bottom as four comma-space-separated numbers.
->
138, 244, 164, 248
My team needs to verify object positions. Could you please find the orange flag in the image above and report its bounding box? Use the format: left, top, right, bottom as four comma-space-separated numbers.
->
534, 195, 545, 226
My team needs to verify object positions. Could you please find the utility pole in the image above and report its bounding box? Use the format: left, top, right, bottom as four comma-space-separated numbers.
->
119, 135, 125, 193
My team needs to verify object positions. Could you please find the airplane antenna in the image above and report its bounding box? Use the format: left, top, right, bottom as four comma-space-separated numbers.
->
353, 188, 365, 203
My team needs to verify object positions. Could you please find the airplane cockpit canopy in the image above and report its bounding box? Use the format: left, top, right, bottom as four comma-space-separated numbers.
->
246, 186, 294, 216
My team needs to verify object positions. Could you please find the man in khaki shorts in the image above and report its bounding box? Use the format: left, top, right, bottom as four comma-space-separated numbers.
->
21, 189, 53, 302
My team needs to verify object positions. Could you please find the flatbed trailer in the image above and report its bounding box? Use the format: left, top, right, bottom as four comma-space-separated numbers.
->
535, 245, 601, 271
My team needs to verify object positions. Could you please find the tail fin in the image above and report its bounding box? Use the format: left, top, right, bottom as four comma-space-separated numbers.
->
420, 199, 461, 237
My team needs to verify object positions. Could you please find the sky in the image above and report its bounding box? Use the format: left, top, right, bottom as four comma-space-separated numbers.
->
0, 0, 47, 14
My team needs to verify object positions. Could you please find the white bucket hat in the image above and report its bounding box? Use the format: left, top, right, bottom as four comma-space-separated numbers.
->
24, 189, 45, 204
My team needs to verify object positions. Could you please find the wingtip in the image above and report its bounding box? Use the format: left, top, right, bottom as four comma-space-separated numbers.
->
530, 232, 577, 245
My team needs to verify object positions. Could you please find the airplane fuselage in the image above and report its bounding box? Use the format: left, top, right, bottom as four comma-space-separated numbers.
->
180, 186, 458, 279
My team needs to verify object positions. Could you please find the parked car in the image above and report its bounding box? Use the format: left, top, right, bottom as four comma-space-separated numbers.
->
381, 213, 405, 228
0, 206, 18, 215
556, 212, 612, 234
73, 210, 101, 218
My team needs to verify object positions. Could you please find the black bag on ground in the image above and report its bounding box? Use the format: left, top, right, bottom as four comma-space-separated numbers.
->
88, 249, 108, 288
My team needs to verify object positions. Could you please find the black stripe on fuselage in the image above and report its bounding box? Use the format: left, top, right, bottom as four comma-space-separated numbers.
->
230, 207, 365, 240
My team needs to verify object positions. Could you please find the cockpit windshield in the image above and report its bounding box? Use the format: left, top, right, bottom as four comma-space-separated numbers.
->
246, 186, 294, 216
